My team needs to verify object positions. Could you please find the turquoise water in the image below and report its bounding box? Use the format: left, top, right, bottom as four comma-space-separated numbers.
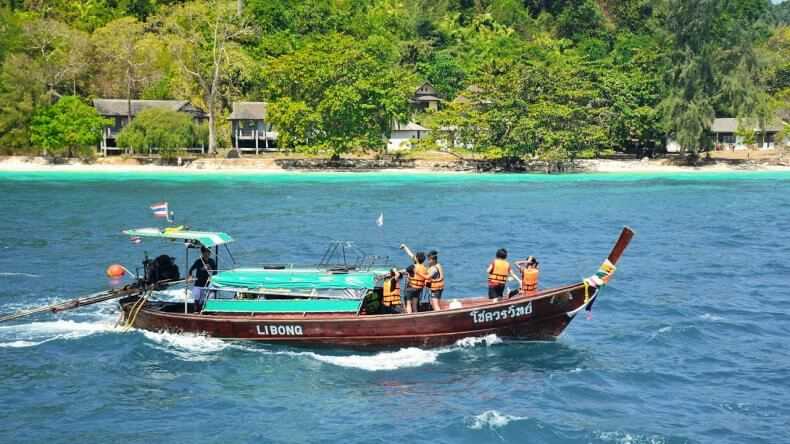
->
1, 171, 789, 443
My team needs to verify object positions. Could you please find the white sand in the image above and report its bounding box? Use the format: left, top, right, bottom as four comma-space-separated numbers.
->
1, 156, 788, 175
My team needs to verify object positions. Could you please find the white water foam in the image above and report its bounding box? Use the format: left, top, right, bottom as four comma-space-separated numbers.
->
279, 334, 504, 372
152, 288, 190, 301
0, 272, 40, 278
299, 347, 440, 371
699, 313, 724, 322
594, 431, 668, 444
142, 330, 231, 362
466, 410, 528, 430
0, 316, 120, 348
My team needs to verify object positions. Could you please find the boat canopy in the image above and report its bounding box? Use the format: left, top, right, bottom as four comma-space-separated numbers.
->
123, 227, 234, 248
210, 268, 380, 291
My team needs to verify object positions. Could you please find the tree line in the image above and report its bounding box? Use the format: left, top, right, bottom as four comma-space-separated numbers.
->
0, 0, 788, 159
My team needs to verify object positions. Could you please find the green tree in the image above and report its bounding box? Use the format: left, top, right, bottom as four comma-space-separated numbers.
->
30, 96, 109, 157
658, 0, 771, 154
265, 33, 414, 155
116, 107, 199, 158
161, 0, 254, 153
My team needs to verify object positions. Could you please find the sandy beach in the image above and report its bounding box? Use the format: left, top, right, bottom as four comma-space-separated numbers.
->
1, 154, 789, 175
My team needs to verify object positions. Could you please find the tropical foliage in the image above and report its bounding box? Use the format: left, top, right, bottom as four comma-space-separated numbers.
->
117, 108, 206, 158
0, 0, 787, 158
30, 96, 109, 158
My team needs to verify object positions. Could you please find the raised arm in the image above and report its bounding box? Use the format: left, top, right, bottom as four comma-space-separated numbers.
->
400, 244, 417, 262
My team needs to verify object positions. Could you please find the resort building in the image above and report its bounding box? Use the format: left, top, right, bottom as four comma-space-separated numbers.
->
666, 116, 787, 152
387, 121, 430, 151
710, 118, 785, 150
410, 82, 442, 112
93, 99, 207, 155
227, 102, 278, 153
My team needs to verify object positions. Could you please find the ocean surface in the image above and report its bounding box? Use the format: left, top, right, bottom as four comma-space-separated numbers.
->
1, 171, 789, 444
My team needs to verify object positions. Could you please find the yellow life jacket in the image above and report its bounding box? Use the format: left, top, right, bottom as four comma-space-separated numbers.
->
521, 268, 539, 295
427, 264, 444, 291
488, 259, 510, 286
382, 278, 401, 307
408, 263, 429, 289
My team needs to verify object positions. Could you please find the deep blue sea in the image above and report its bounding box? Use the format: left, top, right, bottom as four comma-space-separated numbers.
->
1, 171, 789, 444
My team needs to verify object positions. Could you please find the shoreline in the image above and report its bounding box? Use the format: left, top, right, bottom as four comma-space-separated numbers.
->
1, 155, 789, 175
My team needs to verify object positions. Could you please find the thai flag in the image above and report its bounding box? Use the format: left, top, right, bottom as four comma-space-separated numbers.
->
150, 202, 169, 219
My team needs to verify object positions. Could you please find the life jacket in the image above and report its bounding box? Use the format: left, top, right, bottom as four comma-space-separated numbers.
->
382, 278, 401, 307
427, 264, 444, 291
521, 268, 539, 295
408, 263, 429, 289
488, 259, 510, 286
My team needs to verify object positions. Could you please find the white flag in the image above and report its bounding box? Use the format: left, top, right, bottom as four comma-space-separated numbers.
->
376, 213, 384, 227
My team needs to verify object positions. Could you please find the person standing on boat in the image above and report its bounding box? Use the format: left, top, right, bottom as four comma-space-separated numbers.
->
400, 244, 429, 313
487, 248, 511, 301
381, 269, 403, 314
515, 256, 540, 297
426, 250, 444, 311
188, 246, 216, 312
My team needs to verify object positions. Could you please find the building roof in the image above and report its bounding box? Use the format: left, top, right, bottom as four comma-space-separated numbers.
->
414, 82, 438, 96
711, 117, 785, 133
393, 121, 430, 132
228, 102, 268, 120
93, 99, 204, 117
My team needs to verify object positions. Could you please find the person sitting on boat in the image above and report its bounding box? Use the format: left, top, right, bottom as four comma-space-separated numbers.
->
188, 246, 216, 312
426, 250, 444, 311
514, 256, 540, 297
380, 269, 403, 315
487, 248, 511, 301
400, 244, 429, 314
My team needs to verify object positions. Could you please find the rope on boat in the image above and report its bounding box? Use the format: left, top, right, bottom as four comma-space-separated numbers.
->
122, 291, 150, 331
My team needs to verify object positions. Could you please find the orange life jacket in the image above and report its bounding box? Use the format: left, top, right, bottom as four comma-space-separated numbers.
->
382, 278, 401, 307
408, 263, 429, 289
488, 259, 510, 286
427, 264, 444, 291
521, 268, 539, 295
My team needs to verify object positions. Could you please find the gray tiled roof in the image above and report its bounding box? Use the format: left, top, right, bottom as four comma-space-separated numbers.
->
711, 117, 784, 133
228, 102, 267, 120
93, 99, 200, 117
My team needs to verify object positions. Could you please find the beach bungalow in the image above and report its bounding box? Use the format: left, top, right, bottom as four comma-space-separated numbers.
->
665, 116, 787, 152
387, 122, 430, 151
227, 102, 278, 154
711, 118, 785, 150
410, 82, 441, 112
93, 99, 207, 156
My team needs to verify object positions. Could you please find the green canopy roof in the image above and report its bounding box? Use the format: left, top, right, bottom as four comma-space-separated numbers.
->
210, 268, 379, 291
123, 227, 234, 248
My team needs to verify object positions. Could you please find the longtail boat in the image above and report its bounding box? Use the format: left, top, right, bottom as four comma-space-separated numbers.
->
117, 227, 633, 348
0, 226, 633, 349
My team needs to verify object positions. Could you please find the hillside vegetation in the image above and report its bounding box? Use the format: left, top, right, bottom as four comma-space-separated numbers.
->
0, 0, 788, 159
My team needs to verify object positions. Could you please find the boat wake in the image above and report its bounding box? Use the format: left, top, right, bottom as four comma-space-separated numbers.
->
275, 334, 504, 371
0, 272, 40, 278
466, 410, 528, 430
0, 317, 119, 348
142, 330, 231, 362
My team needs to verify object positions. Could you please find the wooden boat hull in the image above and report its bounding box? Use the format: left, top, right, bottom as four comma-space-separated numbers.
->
119, 282, 599, 348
